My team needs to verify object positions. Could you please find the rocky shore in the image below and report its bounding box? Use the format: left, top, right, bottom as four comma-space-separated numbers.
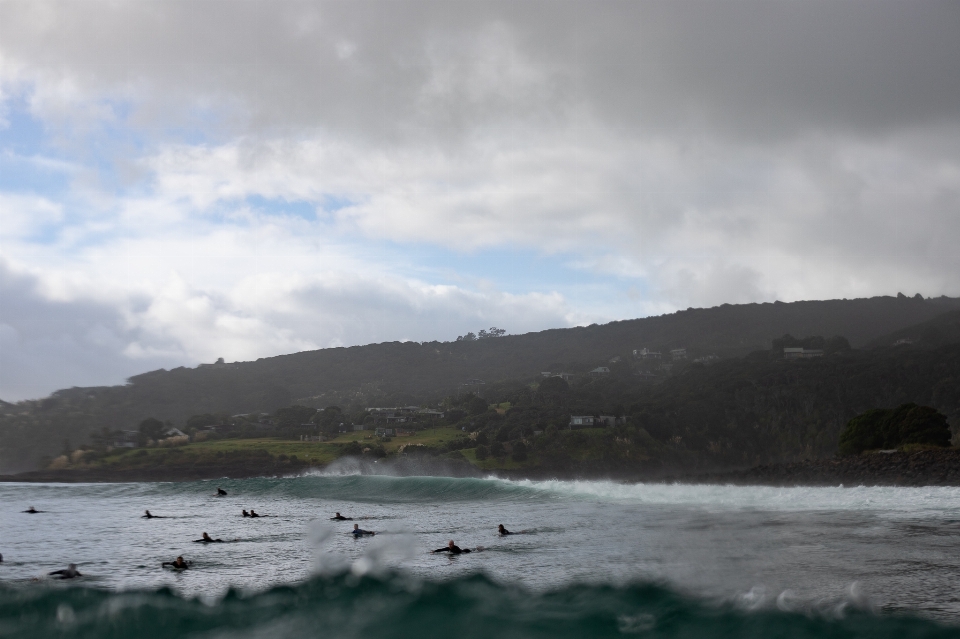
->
5, 448, 960, 486
691, 448, 960, 487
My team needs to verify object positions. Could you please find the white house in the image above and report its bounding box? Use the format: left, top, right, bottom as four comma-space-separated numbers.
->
670, 348, 687, 360
783, 348, 824, 359
633, 348, 662, 360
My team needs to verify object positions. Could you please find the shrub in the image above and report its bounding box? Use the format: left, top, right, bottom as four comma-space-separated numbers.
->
475, 444, 489, 460
490, 441, 505, 458
511, 442, 528, 462
838, 403, 951, 455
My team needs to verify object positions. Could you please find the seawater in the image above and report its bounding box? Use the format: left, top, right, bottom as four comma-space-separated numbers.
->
3, 467, 960, 638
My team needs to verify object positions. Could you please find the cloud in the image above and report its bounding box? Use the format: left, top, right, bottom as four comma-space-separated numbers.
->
0, 0, 959, 398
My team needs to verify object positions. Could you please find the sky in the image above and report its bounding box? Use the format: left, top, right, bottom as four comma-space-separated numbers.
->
0, 0, 958, 400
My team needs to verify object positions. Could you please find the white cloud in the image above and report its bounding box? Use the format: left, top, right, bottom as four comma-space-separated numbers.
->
0, 0, 959, 398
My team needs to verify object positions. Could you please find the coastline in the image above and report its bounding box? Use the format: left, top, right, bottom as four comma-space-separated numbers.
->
5, 448, 960, 486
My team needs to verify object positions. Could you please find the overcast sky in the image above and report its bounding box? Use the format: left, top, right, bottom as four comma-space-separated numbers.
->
1, 0, 958, 400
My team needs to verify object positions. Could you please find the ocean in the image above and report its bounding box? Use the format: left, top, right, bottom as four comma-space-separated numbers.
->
3, 463, 960, 638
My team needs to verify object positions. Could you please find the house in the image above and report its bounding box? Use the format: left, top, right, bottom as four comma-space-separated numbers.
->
164, 427, 187, 438
112, 430, 139, 448
588, 366, 610, 375
783, 348, 824, 359
598, 415, 628, 427
633, 348, 662, 360
375, 427, 395, 438
197, 357, 238, 370
569, 415, 601, 428
353, 424, 367, 431
670, 348, 687, 360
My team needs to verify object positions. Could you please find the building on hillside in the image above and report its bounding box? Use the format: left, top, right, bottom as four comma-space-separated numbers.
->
609, 356, 621, 363
783, 347, 824, 359
670, 348, 687, 360
693, 355, 720, 365
112, 430, 139, 448
569, 415, 628, 429
197, 357, 238, 370
542, 372, 574, 381
163, 428, 187, 438
633, 348, 662, 360
375, 427, 395, 438
588, 366, 610, 375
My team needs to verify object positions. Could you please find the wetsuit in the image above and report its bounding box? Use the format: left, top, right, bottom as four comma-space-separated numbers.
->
163, 559, 190, 570
498, 527, 512, 535
194, 536, 224, 543
217, 488, 228, 496
242, 511, 249, 517
434, 545, 470, 554
352, 528, 375, 537
143, 511, 162, 519
249, 511, 260, 518
331, 515, 352, 521
23, 508, 41, 513
49, 567, 82, 579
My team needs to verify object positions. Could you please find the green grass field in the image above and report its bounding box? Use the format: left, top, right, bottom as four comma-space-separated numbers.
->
74, 426, 545, 473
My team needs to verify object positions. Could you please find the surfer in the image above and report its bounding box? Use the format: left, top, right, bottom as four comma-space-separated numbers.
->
331, 512, 353, 521
49, 564, 82, 579
216, 487, 228, 496
194, 532, 224, 543
498, 524, 512, 536
23, 506, 41, 513
433, 540, 470, 555
162, 556, 190, 570
242, 510, 249, 517
142, 510, 163, 519
352, 523, 375, 537
249, 509, 260, 518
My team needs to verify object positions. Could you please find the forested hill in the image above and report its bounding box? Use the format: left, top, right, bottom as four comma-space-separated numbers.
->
1, 294, 959, 473
124, 294, 958, 412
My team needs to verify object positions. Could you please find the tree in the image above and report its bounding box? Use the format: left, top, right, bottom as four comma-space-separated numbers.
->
511, 441, 528, 462
274, 405, 319, 432
838, 403, 952, 455
138, 417, 166, 445
475, 444, 489, 460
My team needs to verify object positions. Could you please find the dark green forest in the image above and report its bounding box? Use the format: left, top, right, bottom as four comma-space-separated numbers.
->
2, 294, 959, 474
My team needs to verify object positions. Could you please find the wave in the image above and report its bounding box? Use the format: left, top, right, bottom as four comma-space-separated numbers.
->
129, 473, 960, 513
1, 573, 957, 639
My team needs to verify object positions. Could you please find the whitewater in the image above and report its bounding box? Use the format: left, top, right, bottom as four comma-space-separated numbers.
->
3, 471, 960, 638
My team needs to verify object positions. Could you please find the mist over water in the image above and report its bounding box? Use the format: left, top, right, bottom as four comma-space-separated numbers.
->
3, 473, 960, 637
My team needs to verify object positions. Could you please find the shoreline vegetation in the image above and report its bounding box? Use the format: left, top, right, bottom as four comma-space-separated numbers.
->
4, 428, 960, 487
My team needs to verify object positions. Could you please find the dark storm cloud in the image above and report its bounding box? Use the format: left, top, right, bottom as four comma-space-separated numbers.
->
3, 0, 957, 142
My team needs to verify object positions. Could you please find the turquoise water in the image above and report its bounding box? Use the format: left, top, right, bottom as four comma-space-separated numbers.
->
3, 468, 960, 637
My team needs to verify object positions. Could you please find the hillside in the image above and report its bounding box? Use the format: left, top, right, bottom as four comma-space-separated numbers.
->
1, 294, 959, 473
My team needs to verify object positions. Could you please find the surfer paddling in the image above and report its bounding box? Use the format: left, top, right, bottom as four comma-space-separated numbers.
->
49, 564, 82, 579
331, 512, 353, 521
352, 523, 375, 537
433, 540, 471, 554
194, 532, 224, 543
162, 556, 191, 570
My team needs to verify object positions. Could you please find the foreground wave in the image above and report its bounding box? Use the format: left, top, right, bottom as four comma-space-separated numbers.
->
2, 573, 957, 639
